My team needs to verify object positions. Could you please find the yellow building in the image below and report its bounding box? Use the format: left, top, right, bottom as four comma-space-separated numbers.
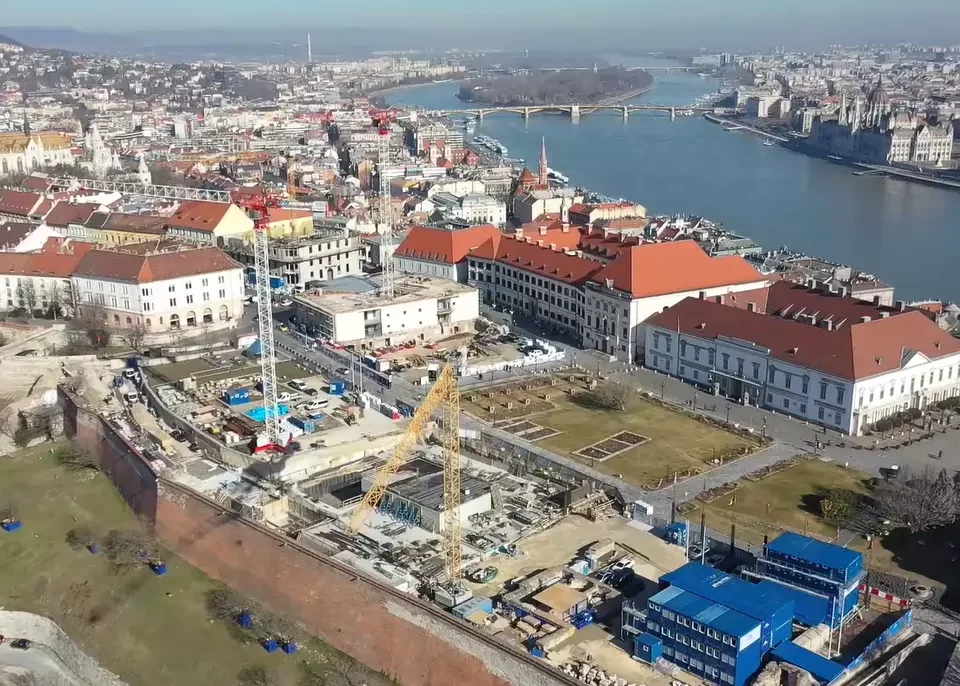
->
0, 131, 74, 177
164, 200, 255, 244
264, 207, 314, 239
81, 211, 168, 245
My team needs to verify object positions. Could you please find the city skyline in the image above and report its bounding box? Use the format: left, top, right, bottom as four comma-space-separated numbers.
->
3, 0, 960, 52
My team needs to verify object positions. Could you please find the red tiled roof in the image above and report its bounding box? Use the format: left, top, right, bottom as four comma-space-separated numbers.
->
471, 234, 603, 286
579, 230, 642, 259
265, 207, 312, 223
20, 174, 52, 191
0, 190, 42, 218
0, 239, 93, 278
646, 296, 960, 381
0, 221, 40, 249
165, 200, 232, 232
765, 280, 919, 323
43, 202, 100, 228
394, 224, 502, 264
73, 246, 241, 283
515, 221, 582, 251
590, 242, 765, 298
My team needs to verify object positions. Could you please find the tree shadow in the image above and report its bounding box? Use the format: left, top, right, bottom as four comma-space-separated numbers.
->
878, 520, 960, 611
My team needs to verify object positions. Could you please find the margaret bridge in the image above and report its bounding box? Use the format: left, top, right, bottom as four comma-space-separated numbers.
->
429, 103, 722, 121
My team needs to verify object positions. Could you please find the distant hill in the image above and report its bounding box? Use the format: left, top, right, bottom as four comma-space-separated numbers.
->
0, 27, 119, 53
0, 33, 25, 48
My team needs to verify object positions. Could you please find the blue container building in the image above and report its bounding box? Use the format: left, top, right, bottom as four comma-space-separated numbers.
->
622, 563, 794, 686
223, 386, 252, 406
328, 379, 347, 396
746, 532, 865, 628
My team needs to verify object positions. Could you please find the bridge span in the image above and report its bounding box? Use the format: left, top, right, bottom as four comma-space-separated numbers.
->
431, 103, 717, 121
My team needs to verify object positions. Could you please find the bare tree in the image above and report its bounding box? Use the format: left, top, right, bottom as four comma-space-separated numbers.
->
199, 318, 215, 354
124, 319, 149, 350
168, 324, 187, 349
65, 525, 98, 550
874, 467, 959, 533
205, 588, 260, 621
54, 443, 99, 471
101, 528, 160, 570
580, 381, 633, 411
46, 281, 73, 320
71, 304, 113, 349
237, 665, 275, 686
15, 280, 38, 315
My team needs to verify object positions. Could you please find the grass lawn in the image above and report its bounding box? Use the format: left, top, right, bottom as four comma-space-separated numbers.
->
689, 458, 871, 546
534, 396, 755, 488
0, 443, 387, 686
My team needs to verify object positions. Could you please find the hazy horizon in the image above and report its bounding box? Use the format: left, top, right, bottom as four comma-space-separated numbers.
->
4, 0, 960, 54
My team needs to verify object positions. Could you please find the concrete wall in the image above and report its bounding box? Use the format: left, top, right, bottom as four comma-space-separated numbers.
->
59, 389, 575, 686
0, 610, 127, 686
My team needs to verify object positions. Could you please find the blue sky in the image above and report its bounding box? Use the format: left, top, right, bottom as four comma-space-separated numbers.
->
4, 0, 960, 45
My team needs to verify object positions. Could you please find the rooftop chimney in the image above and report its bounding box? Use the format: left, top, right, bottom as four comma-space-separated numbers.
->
820, 319, 834, 331
839, 285, 849, 298
747, 302, 757, 312
860, 316, 872, 323
549, 243, 557, 250
880, 312, 890, 318
561, 223, 570, 233
699, 291, 706, 299
537, 240, 544, 247
539, 226, 547, 236
896, 300, 905, 311
873, 295, 881, 305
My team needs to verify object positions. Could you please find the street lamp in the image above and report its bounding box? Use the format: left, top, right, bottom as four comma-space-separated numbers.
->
693, 391, 698, 411
761, 417, 767, 440
726, 403, 732, 424
660, 381, 665, 400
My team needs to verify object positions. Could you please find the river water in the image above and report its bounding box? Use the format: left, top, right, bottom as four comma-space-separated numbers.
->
387, 60, 960, 303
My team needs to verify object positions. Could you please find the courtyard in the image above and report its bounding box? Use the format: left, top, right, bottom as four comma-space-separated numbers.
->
462, 375, 757, 488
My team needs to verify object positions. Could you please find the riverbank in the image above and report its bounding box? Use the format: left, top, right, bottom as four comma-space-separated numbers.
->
366, 78, 458, 97
386, 74, 960, 302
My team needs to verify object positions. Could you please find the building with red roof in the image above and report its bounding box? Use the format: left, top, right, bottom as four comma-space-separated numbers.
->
164, 200, 254, 244
393, 224, 502, 283
72, 242, 245, 333
644, 291, 960, 435
0, 238, 93, 316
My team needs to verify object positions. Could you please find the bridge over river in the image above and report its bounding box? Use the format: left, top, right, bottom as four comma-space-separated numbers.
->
431, 103, 721, 121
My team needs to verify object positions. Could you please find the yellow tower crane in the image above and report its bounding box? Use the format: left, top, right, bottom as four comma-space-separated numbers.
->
347, 365, 462, 581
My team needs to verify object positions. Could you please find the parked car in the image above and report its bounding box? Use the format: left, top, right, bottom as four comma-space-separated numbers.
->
304, 399, 329, 413
288, 379, 308, 392
302, 387, 319, 397
277, 297, 293, 306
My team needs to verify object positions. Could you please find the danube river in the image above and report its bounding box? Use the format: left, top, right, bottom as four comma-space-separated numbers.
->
388, 65, 960, 303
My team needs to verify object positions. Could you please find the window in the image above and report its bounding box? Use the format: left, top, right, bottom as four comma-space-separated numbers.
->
783, 398, 789, 409
800, 403, 806, 414
802, 377, 809, 393
818, 406, 825, 420
662, 610, 675, 621
169, 298, 177, 307
219, 289, 226, 298
692, 622, 702, 633
768, 368, 775, 383
203, 292, 210, 301
820, 383, 827, 400
185, 281, 192, 290
218, 275, 225, 284
680, 366, 686, 376
694, 348, 700, 362
141, 287, 151, 296
736, 358, 744, 377
664, 628, 674, 639
665, 338, 672, 353
940, 369, 944, 382
168, 285, 175, 293
691, 640, 702, 651
766, 393, 773, 403
752, 362, 760, 379
722, 353, 729, 370
186, 295, 194, 304
835, 412, 841, 425
679, 635, 689, 646
201, 278, 209, 287
785, 375, 792, 389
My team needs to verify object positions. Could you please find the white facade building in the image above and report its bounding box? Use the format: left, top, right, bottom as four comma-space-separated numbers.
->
72, 245, 245, 333
645, 293, 960, 435
294, 276, 479, 347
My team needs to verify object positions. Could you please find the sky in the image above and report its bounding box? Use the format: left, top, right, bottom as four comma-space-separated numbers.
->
4, 0, 960, 49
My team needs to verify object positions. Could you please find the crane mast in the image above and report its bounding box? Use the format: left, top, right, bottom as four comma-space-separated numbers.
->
237, 193, 284, 451
376, 118, 395, 301
348, 364, 463, 581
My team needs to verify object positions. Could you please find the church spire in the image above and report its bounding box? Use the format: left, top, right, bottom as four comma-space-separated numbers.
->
538, 136, 548, 187
22, 107, 30, 136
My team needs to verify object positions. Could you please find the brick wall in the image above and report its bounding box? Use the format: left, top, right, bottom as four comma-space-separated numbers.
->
59, 390, 571, 686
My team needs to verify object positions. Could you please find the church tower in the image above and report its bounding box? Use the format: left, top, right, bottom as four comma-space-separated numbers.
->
538, 136, 549, 187
22, 108, 31, 137
137, 154, 152, 186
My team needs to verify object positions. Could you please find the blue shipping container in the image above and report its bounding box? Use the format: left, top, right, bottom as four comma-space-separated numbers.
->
328, 380, 346, 396
289, 416, 316, 433
224, 387, 252, 406
269, 276, 284, 289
